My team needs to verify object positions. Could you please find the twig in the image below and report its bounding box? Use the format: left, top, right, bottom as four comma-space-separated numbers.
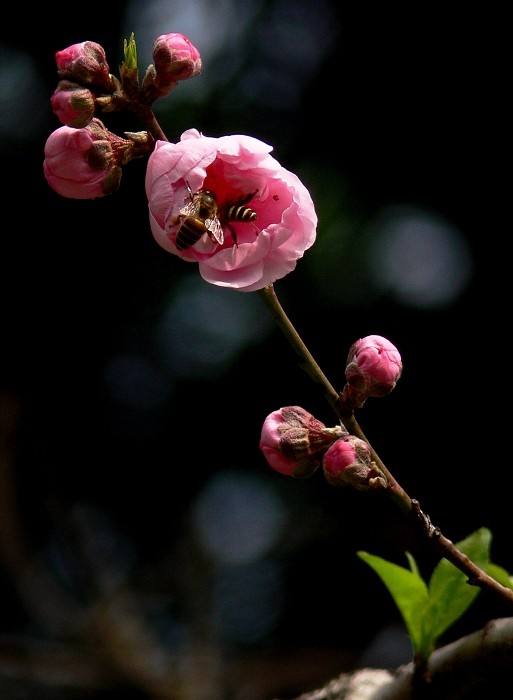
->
257, 284, 513, 609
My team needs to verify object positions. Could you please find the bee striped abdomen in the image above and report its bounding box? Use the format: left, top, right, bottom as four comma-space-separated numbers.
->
225, 205, 257, 223
175, 218, 208, 250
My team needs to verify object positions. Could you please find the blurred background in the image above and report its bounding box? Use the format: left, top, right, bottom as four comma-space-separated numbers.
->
0, 2, 507, 698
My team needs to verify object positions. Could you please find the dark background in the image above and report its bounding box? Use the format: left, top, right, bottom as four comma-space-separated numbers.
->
0, 3, 507, 699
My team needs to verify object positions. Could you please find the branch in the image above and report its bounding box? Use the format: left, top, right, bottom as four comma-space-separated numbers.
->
282, 617, 513, 700
257, 284, 513, 608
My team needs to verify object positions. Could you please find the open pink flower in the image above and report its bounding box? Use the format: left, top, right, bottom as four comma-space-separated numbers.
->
145, 129, 317, 292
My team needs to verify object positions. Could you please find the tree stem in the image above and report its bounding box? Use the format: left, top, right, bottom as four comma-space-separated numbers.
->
129, 104, 168, 142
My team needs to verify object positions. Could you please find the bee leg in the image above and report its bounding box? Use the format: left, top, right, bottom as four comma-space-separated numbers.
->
224, 220, 238, 247
238, 189, 259, 206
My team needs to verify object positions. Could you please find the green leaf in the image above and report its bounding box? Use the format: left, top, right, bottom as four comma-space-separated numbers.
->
124, 33, 138, 70
487, 563, 513, 590
419, 527, 491, 657
359, 529, 493, 662
405, 551, 421, 578
357, 551, 428, 652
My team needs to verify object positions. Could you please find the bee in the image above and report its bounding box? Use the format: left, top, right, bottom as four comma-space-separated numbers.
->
175, 185, 224, 251
175, 184, 258, 250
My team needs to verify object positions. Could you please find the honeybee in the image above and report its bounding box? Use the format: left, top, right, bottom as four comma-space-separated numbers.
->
175, 184, 258, 250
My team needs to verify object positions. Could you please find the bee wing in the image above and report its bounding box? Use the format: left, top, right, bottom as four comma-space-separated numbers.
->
205, 216, 224, 245
179, 198, 200, 217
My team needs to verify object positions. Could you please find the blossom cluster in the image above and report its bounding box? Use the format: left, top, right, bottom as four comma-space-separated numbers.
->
259, 405, 386, 490
43, 34, 202, 200
43, 35, 317, 291
259, 336, 402, 489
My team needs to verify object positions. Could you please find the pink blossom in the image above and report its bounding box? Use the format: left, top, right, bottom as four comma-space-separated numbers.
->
153, 33, 202, 82
43, 120, 127, 199
145, 129, 317, 292
51, 81, 96, 128
345, 335, 403, 400
55, 41, 111, 89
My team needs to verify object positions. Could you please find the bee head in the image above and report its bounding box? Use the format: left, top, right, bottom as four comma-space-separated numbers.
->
200, 190, 216, 206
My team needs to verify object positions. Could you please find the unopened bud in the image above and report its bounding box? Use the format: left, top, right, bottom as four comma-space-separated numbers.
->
323, 436, 385, 490
51, 81, 96, 128
153, 33, 202, 81
43, 119, 133, 199
344, 335, 402, 408
55, 41, 112, 90
259, 406, 345, 478
142, 33, 202, 102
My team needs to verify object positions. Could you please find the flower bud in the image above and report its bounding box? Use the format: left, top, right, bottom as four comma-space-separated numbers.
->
141, 33, 201, 102
51, 81, 96, 128
153, 33, 202, 82
55, 41, 112, 90
259, 406, 345, 478
344, 335, 402, 407
43, 119, 133, 199
323, 436, 385, 490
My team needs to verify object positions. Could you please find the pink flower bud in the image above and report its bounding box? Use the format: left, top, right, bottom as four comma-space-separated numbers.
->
345, 335, 402, 406
259, 406, 344, 478
55, 41, 111, 89
153, 33, 202, 83
51, 81, 96, 128
43, 119, 131, 199
324, 437, 359, 474
323, 436, 381, 490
